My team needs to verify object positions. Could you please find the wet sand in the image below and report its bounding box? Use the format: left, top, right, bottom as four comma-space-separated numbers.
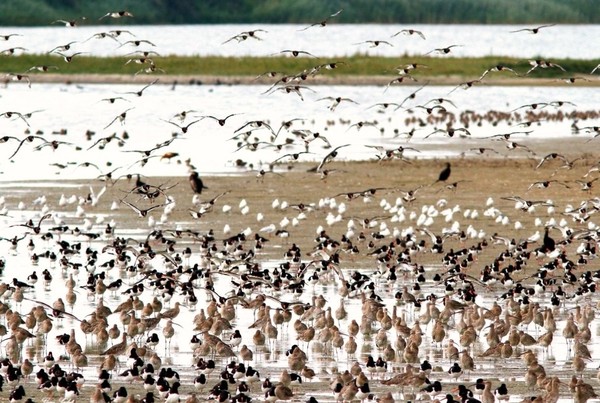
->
21, 73, 600, 86
2, 153, 600, 402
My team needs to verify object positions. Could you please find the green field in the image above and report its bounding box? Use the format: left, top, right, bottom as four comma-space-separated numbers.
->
1, 54, 599, 80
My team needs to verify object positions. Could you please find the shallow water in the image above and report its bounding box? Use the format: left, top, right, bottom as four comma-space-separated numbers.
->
0, 82, 595, 182
0, 160, 597, 403
2, 24, 600, 59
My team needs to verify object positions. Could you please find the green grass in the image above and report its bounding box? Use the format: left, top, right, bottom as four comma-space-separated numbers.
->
1, 54, 598, 79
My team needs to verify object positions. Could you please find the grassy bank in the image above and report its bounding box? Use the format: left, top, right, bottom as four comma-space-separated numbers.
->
1, 54, 599, 80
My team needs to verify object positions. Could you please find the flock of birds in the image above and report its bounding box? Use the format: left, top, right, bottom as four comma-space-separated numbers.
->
0, 7, 600, 403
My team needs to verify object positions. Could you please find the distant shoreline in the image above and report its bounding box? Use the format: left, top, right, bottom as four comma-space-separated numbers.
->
19, 73, 600, 86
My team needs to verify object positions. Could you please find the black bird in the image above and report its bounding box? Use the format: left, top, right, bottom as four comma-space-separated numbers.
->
9, 385, 26, 401
189, 171, 207, 194
543, 227, 556, 253
432, 162, 451, 185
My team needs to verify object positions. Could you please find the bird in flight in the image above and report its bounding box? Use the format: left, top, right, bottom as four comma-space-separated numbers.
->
298, 9, 343, 31
200, 113, 241, 127
316, 144, 351, 172
277, 50, 318, 58
117, 40, 156, 49
51, 17, 86, 27
0, 47, 27, 55
8, 135, 47, 159
120, 199, 172, 218
526, 59, 565, 75
425, 45, 462, 55
122, 79, 159, 97
479, 65, 520, 80
354, 40, 393, 48
510, 24, 555, 34
4, 73, 31, 88
317, 96, 359, 111
161, 119, 201, 134
391, 29, 426, 40
0, 34, 21, 41
99, 11, 134, 20
104, 108, 134, 129
56, 52, 86, 63
222, 30, 268, 44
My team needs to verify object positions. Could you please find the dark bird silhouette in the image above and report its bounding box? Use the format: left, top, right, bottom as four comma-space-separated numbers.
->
189, 171, 207, 194
161, 118, 201, 134
432, 163, 451, 185
201, 113, 240, 126
123, 79, 159, 97
425, 45, 462, 55
510, 24, 555, 34
10, 213, 52, 234
543, 227, 556, 252
120, 199, 173, 218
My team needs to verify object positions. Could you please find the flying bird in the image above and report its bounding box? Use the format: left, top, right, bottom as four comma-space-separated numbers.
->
200, 113, 241, 126
298, 9, 343, 31
353, 40, 393, 48
510, 24, 556, 34
51, 17, 86, 27
391, 29, 426, 40
99, 11, 134, 20
104, 108, 134, 129
277, 49, 318, 58
222, 30, 268, 44
161, 119, 201, 134
120, 199, 172, 218
425, 45, 462, 55
122, 79, 159, 96
316, 144, 351, 172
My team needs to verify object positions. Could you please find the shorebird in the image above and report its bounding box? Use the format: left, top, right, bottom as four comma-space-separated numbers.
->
354, 40, 393, 48
122, 79, 159, 97
162, 118, 201, 134
48, 41, 78, 54
52, 17, 86, 27
392, 29, 426, 39
526, 59, 566, 75
56, 51, 86, 63
317, 96, 358, 111
104, 108, 134, 129
0, 47, 27, 55
448, 79, 482, 94
298, 9, 343, 31
510, 24, 556, 34
189, 171, 207, 194
4, 73, 31, 88
277, 49, 317, 58
99, 10, 134, 20
222, 30, 268, 44
479, 64, 520, 80
120, 199, 173, 218
0, 34, 21, 41
117, 39, 156, 49
27, 65, 59, 73
425, 45, 462, 55
433, 162, 451, 184
200, 113, 240, 126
